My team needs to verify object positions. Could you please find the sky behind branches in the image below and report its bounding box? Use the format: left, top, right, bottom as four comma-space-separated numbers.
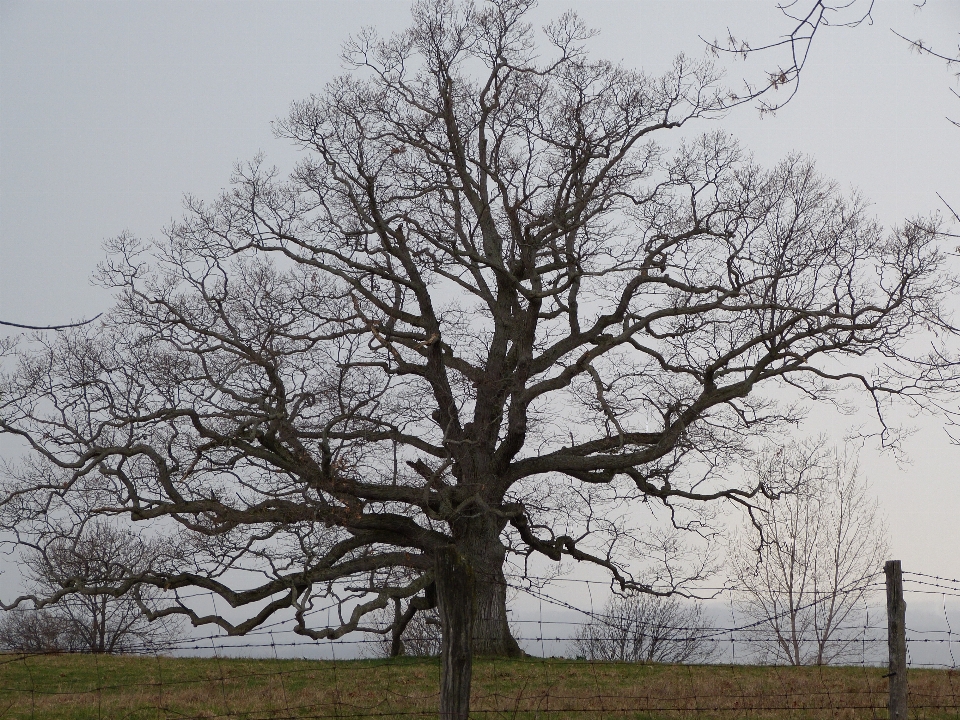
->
2, 0, 959, 597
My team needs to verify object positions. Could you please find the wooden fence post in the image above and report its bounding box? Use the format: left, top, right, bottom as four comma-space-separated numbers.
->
885, 559, 908, 720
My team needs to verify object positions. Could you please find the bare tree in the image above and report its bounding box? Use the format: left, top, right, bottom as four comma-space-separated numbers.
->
0, 521, 183, 654
573, 593, 718, 664
0, 1, 952, 715
368, 601, 443, 658
0, 608, 78, 654
729, 439, 888, 666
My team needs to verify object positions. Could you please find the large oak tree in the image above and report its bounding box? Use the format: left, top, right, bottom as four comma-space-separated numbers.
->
1, 1, 952, 715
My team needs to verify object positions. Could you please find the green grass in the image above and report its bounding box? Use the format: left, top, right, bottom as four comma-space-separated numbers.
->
1, 653, 958, 719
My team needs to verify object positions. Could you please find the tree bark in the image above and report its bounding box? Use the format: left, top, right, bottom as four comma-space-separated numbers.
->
390, 597, 404, 657
454, 515, 524, 657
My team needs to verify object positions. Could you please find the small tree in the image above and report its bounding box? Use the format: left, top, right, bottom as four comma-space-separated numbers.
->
0, 522, 183, 654
0, 608, 77, 654
368, 601, 443, 658
573, 593, 717, 664
729, 439, 887, 666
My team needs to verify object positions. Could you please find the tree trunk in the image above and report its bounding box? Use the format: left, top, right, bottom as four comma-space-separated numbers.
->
455, 515, 524, 657
436, 546, 474, 720
390, 597, 404, 657
435, 514, 525, 717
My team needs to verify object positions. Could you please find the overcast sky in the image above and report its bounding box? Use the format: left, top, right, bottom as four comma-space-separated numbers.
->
2, 0, 959, 608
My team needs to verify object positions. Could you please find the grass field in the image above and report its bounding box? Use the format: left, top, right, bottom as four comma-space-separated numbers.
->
1, 653, 958, 719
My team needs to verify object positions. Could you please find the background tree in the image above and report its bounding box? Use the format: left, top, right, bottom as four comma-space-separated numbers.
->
368, 602, 443, 658
0, 0, 952, 715
0, 608, 77, 654
573, 593, 717, 664
729, 439, 888, 666
0, 521, 183, 654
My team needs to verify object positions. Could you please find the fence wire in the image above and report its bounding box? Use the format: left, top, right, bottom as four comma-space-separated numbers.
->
1, 571, 959, 719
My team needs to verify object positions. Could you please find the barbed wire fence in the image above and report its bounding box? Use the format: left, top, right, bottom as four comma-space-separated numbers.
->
1, 562, 958, 718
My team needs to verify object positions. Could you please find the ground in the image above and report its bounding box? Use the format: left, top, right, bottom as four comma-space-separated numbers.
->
1, 653, 958, 719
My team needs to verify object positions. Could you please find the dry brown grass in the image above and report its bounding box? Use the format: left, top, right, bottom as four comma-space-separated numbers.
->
1, 653, 958, 719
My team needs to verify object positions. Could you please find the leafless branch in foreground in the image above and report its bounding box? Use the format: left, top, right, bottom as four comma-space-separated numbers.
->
0, 314, 102, 331
702, 1, 876, 114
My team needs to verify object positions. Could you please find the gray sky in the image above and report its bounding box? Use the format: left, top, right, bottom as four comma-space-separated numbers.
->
2, 0, 959, 599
